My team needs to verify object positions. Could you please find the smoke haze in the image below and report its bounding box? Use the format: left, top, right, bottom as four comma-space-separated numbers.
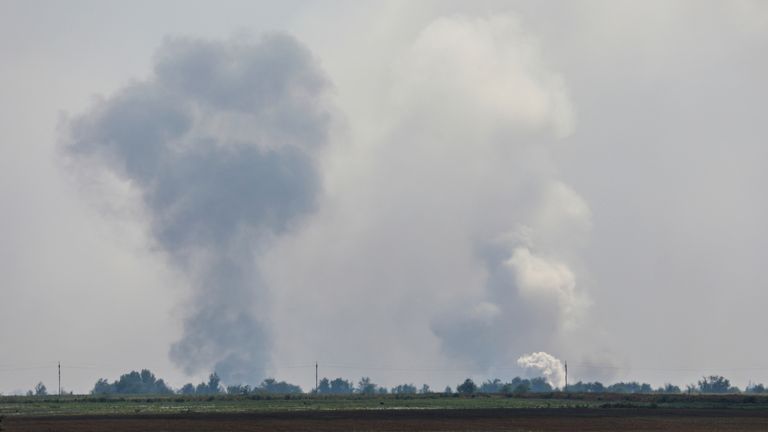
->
2, 1, 768, 394
264, 14, 590, 384
64, 16, 588, 385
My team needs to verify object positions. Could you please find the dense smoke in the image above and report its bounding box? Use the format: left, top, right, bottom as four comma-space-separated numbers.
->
64, 34, 332, 384
517, 351, 566, 389
396, 15, 590, 368
265, 14, 592, 385
64, 15, 591, 388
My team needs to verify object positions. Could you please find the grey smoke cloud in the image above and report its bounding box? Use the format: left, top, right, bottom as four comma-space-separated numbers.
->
64, 34, 331, 384
62, 16, 590, 387
2, 0, 767, 395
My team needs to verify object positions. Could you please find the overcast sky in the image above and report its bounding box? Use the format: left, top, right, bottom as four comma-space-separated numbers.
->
1, 0, 767, 395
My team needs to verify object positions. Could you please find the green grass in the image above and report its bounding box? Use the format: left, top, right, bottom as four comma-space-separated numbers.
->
2, 393, 768, 417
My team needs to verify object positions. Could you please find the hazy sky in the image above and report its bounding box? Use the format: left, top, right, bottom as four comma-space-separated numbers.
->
1, 0, 767, 395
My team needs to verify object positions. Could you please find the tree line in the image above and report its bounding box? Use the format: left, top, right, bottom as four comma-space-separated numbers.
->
90, 370, 302, 396
565, 376, 760, 395
16, 371, 768, 396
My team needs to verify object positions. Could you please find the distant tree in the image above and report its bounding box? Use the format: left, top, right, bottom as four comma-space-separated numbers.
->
746, 383, 767, 394
92, 379, 113, 395
317, 378, 331, 394
420, 384, 431, 394
444, 386, 453, 395
607, 382, 653, 394
206, 373, 222, 393
457, 379, 477, 395
92, 369, 172, 395
529, 377, 553, 393
656, 383, 681, 394
114, 371, 144, 394
317, 377, 354, 394
391, 383, 417, 394
508, 377, 525, 390
358, 377, 377, 395
227, 384, 251, 395
33, 382, 47, 396
479, 379, 504, 393
179, 383, 196, 395
513, 381, 530, 394
194, 372, 223, 395
567, 381, 605, 393
377, 387, 389, 394
698, 376, 732, 394
258, 378, 302, 394
330, 378, 354, 394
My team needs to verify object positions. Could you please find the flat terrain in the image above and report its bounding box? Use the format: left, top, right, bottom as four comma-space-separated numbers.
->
6, 408, 768, 431
3, 394, 768, 431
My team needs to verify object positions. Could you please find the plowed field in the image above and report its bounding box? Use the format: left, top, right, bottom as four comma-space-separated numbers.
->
5, 407, 768, 431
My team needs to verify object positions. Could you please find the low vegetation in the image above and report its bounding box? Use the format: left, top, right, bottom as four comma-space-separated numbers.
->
15, 369, 768, 399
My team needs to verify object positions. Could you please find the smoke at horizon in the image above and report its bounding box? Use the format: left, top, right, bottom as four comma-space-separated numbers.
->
517, 351, 566, 389
64, 16, 593, 387
64, 34, 333, 384
264, 14, 594, 383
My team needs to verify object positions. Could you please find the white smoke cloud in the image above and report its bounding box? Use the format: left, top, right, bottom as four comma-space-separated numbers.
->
407, 14, 589, 367
266, 13, 592, 385
517, 351, 566, 389
506, 246, 585, 330
391, 14, 574, 138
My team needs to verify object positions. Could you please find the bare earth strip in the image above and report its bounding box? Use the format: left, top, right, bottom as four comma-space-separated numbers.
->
6, 408, 768, 432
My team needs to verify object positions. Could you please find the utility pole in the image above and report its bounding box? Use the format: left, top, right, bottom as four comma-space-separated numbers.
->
564, 361, 568, 392
315, 362, 318, 394
58, 362, 61, 397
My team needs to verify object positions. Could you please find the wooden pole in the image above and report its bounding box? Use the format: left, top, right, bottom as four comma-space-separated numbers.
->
564, 361, 568, 392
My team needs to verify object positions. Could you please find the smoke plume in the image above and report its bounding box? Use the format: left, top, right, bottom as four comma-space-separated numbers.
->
64, 34, 332, 384
406, 15, 590, 368
264, 14, 593, 386
64, 14, 592, 388
517, 351, 566, 389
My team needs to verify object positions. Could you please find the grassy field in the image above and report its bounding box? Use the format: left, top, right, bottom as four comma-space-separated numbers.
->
3, 392, 768, 417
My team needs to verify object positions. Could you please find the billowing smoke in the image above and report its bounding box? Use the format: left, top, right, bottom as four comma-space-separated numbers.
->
407, 15, 590, 369
264, 14, 593, 387
517, 352, 566, 389
63, 13, 592, 389
64, 34, 332, 384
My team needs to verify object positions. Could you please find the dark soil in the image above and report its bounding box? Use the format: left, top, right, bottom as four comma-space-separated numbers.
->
6, 408, 768, 431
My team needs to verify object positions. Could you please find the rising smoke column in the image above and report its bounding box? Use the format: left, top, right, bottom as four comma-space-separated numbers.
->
262, 13, 593, 388
396, 15, 590, 369
64, 34, 332, 384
